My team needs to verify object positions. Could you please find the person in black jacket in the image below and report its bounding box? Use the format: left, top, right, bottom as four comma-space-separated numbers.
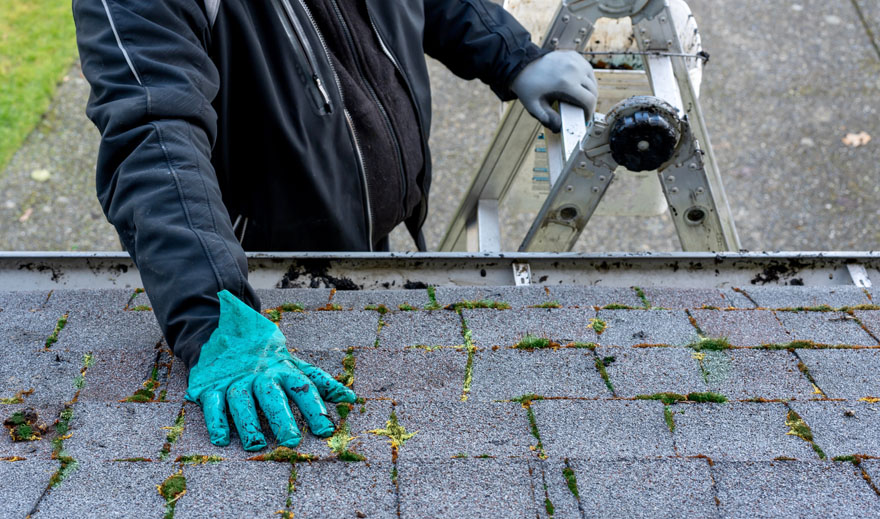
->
73, 0, 597, 450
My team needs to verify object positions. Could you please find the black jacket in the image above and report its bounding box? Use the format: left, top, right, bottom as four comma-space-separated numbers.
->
73, 0, 544, 369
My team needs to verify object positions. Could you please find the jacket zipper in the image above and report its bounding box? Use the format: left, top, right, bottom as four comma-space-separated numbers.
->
272, 0, 333, 113
328, 0, 408, 218
363, 2, 429, 229
295, 0, 374, 250
344, 109, 374, 251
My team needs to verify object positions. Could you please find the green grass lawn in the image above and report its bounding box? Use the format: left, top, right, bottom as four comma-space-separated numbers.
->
0, 0, 79, 173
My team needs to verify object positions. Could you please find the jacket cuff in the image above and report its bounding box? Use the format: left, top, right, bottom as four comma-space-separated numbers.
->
492, 42, 551, 101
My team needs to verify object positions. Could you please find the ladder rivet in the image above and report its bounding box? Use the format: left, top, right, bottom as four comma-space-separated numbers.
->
667, 175, 676, 183
592, 187, 600, 193
579, 162, 587, 169
660, 16, 667, 23
670, 187, 679, 194
574, 38, 582, 45
696, 187, 705, 194
689, 163, 698, 170
578, 27, 587, 35
562, 14, 570, 22
566, 185, 575, 192
599, 176, 606, 182
551, 38, 559, 46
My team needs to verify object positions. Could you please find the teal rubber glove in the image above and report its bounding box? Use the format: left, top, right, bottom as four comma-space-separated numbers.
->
185, 290, 357, 451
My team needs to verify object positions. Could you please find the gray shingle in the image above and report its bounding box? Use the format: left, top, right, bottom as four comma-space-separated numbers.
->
280, 311, 378, 350
854, 310, 880, 339
700, 350, 815, 400
398, 459, 535, 519
32, 460, 171, 518
256, 288, 333, 310
531, 400, 675, 460
0, 404, 62, 459
788, 401, 880, 459
596, 347, 706, 398
292, 461, 397, 518
796, 349, 880, 399
77, 348, 160, 402
54, 311, 163, 352
330, 288, 431, 310
0, 350, 82, 405
776, 311, 877, 346
64, 402, 181, 460
162, 357, 188, 404
713, 461, 880, 518
641, 287, 753, 309
673, 403, 818, 461
175, 462, 290, 519
740, 286, 871, 310
569, 459, 717, 518
394, 401, 533, 460
689, 310, 790, 346
42, 289, 132, 317
463, 308, 597, 349
596, 310, 700, 347
469, 349, 610, 401
0, 290, 49, 312
0, 460, 57, 518
552, 285, 647, 309
355, 349, 467, 402
0, 309, 61, 352
378, 311, 464, 348
434, 286, 553, 308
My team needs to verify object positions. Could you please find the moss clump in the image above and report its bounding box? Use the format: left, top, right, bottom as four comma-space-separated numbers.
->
777, 305, 834, 312
513, 334, 558, 350
280, 303, 305, 312
531, 301, 562, 309
247, 447, 317, 463
447, 299, 511, 312
174, 455, 223, 465
158, 471, 187, 519
452, 453, 467, 459
595, 356, 615, 393
833, 455, 858, 462
114, 457, 153, 462
424, 286, 442, 311
785, 409, 813, 442
633, 286, 651, 308
545, 497, 555, 516
337, 403, 351, 420
510, 394, 544, 405
562, 466, 580, 498
327, 423, 366, 462
689, 337, 731, 351
567, 342, 598, 349
335, 348, 356, 387
122, 377, 161, 403
265, 309, 282, 322
4, 408, 47, 442
316, 303, 344, 311
369, 410, 417, 450
590, 318, 607, 335
663, 406, 676, 432
461, 326, 476, 402
398, 303, 418, 311
44, 314, 68, 348
159, 408, 185, 460
364, 304, 390, 314
0, 388, 33, 405
47, 456, 77, 489
760, 340, 823, 350
129, 305, 152, 312
636, 393, 687, 405
686, 392, 728, 404
602, 303, 638, 310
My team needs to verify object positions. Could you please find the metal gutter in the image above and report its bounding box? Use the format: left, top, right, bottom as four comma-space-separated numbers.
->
1, 252, 877, 290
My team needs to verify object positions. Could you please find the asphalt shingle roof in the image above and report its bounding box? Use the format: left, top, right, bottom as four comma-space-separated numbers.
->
2, 285, 880, 517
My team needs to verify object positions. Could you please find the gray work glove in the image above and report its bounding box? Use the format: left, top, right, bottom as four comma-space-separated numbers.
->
510, 50, 598, 133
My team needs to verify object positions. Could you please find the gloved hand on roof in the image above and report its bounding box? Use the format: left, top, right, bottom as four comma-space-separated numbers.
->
511, 50, 598, 133
185, 290, 356, 451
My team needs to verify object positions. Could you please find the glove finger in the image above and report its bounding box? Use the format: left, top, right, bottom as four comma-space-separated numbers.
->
227, 378, 268, 451
292, 358, 357, 403
538, 98, 562, 133
254, 375, 302, 448
200, 390, 231, 447
556, 88, 597, 121
281, 371, 335, 438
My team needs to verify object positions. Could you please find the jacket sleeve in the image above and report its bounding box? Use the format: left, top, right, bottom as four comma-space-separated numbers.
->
423, 0, 548, 101
73, 0, 258, 370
